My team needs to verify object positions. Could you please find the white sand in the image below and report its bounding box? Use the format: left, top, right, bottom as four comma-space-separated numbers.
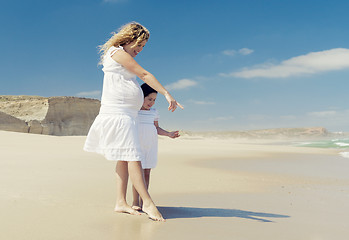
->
0, 131, 348, 240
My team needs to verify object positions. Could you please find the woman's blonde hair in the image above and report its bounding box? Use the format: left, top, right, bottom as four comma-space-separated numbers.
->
98, 22, 150, 64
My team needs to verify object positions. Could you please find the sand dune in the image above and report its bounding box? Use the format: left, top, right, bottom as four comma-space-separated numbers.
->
0, 130, 348, 240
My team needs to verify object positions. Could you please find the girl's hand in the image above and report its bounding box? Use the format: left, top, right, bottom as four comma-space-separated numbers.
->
164, 92, 184, 112
168, 131, 180, 138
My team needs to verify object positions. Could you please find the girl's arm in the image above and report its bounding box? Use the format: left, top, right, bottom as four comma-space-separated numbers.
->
112, 50, 183, 112
154, 121, 180, 138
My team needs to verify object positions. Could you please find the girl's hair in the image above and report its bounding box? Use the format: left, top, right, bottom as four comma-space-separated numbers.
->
141, 83, 157, 97
98, 22, 150, 64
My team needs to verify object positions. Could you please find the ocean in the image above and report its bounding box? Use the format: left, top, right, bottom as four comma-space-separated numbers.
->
295, 138, 349, 159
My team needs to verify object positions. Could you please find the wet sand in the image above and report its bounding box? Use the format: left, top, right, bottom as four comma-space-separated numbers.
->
0, 131, 348, 240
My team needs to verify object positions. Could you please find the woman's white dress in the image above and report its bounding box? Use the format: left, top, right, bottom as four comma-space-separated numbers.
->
138, 108, 159, 169
83, 46, 144, 161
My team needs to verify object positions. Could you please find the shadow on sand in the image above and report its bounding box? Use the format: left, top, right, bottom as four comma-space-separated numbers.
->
158, 206, 289, 222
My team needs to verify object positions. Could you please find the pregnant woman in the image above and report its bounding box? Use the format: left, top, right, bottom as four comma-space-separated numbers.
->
84, 22, 182, 221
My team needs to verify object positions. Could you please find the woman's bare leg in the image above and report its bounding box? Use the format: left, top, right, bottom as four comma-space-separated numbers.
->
128, 161, 164, 221
114, 161, 141, 215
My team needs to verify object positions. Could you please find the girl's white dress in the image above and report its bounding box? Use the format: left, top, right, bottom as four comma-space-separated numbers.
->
138, 108, 159, 169
84, 46, 144, 161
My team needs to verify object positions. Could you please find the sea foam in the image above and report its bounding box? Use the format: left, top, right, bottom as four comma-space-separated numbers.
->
339, 152, 349, 159
335, 142, 349, 147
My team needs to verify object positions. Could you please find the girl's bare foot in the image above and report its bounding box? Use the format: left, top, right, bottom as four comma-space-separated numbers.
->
132, 205, 142, 211
142, 203, 165, 222
114, 203, 141, 215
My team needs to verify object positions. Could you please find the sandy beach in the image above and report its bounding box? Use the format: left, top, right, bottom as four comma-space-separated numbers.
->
1, 130, 348, 240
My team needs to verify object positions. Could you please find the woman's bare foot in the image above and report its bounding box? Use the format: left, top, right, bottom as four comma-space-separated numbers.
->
142, 203, 165, 222
114, 203, 141, 215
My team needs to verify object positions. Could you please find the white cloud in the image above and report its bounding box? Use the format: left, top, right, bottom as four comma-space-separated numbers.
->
222, 48, 254, 56
222, 49, 236, 56
225, 48, 349, 78
239, 48, 254, 55
165, 79, 198, 91
76, 90, 101, 99
189, 100, 215, 105
307, 110, 337, 117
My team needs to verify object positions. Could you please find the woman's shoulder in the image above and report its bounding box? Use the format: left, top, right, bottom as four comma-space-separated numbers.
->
111, 45, 124, 50
108, 45, 124, 56
103, 46, 129, 71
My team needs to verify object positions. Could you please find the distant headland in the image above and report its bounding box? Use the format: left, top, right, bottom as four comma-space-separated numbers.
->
0, 95, 347, 138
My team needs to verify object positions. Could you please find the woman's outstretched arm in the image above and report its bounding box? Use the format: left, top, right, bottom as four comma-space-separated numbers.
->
112, 50, 183, 112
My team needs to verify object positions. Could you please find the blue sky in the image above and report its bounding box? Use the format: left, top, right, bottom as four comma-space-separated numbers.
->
1, 0, 349, 132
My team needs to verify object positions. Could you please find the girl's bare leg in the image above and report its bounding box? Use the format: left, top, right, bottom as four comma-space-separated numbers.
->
128, 162, 165, 221
132, 185, 141, 210
132, 168, 151, 210
144, 169, 151, 189
114, 161, 141, 215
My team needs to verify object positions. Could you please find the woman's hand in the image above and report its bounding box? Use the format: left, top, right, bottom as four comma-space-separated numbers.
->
164, 92, 184, 112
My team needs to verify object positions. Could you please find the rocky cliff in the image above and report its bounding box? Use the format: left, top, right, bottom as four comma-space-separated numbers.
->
0, 96, 100, 136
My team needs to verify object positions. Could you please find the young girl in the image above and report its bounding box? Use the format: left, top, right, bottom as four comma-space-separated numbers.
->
132, 84, 180, 210
84, 22, 182, 222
